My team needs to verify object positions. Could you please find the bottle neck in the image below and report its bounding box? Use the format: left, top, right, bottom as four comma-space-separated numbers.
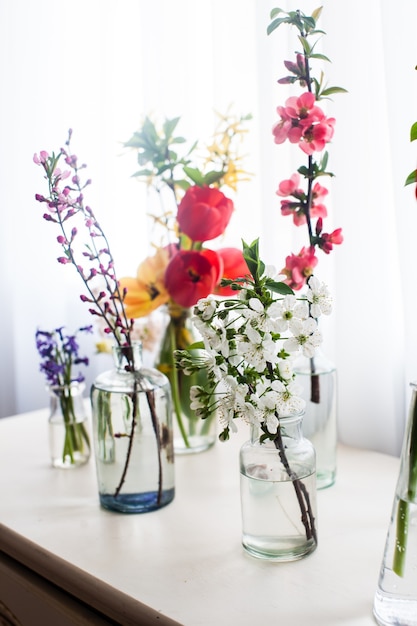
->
112, 342, 143, 373
250, 412, 304, 444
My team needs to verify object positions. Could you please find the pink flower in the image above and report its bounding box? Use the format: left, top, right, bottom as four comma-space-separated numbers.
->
314, 218, 343, 253
276, 174, 328, 226
284, 92, 322, 126
299, 117, 335, 155
276, 173, 302, 197
281, 246, 318, 290
278, 54, 307, 86
33, 151, 49, 165
272, 92, 335, 155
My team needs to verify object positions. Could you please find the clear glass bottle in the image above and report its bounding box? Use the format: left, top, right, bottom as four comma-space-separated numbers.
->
91, 341, 175, 513
156, 303, 216, 454
239, 411, 317, 561
373, 381, 417, 625
294, 350, 337, 489
48, 381, 90, 469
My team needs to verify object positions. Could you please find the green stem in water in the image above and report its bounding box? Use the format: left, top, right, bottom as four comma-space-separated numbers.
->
168, 320, 191, 448
393, 389, 417, 576
59, 390, 90, 464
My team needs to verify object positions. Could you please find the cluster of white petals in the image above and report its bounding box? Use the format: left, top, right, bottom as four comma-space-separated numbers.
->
185, 275, 331, 439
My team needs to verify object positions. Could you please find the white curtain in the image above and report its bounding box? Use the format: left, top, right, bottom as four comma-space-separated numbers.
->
1, 0, 416, 456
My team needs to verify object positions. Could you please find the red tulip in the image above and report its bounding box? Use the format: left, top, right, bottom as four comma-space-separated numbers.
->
165, 249, 223, 308
177, 185, 234, 242
215, 247, 250, 296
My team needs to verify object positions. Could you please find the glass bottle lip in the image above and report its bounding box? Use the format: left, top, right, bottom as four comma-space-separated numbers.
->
250, 408, 305, 432
277, 408, 306, 424
47, 381, 86, 396
112, 341, 143, 371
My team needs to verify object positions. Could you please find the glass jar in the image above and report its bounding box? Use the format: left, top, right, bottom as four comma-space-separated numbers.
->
48, 381, 90, 469
294, 350, 337, 489
373, 381, 417, 625
239, 411, 317, 561
90, 341, 175, 513
156, 303, 216, 454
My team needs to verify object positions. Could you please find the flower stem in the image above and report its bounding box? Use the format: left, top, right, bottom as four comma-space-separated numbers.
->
168, 320, 191, 447
59, 390, 90, 464
273, 425, 317, 544
309, 356, 320, 404
393, 390, 417, 576
146, 388, 163, 505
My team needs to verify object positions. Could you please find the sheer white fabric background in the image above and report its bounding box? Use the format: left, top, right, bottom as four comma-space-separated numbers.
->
0, 0, 416, 456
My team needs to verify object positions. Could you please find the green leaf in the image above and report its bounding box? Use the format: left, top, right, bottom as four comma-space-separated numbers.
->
265, 279, 293, 295
187, 340, 205, 351
203, 170, 223, 186
270, 7, 284, 19
297, 165, 310, 178
299, 35, 311, 55
175, 179, 191, 191
302, 16, 316, 30
405, 170, 417, 186
320, 86, 348, 96
410, 122, 417, 142
183, 166, 205, 186
267, 16, 290, 35
242, 238, 263, 282
312, 6, 323, 21
309, 53, 331, 63
162, 116, 181, 139
131, 168, 154, 178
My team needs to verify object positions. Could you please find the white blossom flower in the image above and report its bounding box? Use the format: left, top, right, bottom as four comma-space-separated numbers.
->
275, 380, 306, 415
278, 359, 294, 381
178, 255, 332, 441
238, 331, 279, 372
194, 296, 218, 320
306, 276, 333, 317
284, 317, 322, 357
242, 297, 283, 335
189, 386, 206, 413
274, 294, 309, 331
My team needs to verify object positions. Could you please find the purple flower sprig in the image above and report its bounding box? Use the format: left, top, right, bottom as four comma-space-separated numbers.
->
36, 325, 93, 388
34, 130, 133, 351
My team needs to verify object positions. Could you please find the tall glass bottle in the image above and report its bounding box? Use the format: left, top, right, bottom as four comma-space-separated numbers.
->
156, 303, 216, 454
294, 350, 337, 489
373, 381, 417, 625
91, 341, 175, 513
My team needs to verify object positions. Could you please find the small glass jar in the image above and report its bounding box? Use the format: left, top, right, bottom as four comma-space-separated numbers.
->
91, 341, 175, 513
240, 410, 317, 561
48, 381, 90, 469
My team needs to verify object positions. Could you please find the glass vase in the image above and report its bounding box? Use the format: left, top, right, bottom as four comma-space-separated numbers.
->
156, 303, 216, 455
239, 411, 317, 561
48, 382, 90, 469
373, 381, 417, 625
90, 341, 175, 514
294, 350, 337, 489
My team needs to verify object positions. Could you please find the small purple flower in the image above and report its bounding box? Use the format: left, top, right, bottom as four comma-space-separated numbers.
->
35, 325, 91, 388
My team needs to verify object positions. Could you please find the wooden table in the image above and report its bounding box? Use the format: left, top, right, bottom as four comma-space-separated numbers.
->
0, 409, 398, 625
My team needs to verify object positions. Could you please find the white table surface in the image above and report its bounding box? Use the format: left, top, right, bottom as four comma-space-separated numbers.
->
0, 409, 398, 626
